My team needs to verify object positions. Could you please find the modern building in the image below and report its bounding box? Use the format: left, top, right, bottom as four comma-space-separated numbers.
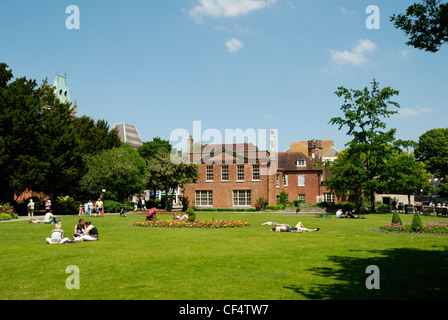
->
113, 123, 143, 149
182, 133, 341, 209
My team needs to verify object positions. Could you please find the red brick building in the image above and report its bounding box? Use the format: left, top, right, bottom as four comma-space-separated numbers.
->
182, 136, 341, 208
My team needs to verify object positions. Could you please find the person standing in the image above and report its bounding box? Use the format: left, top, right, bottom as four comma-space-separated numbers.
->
45, 199, 52, 212
27, 199, 35, 220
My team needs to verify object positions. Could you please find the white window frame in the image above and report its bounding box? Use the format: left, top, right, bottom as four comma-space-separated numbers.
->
237, 165, 245, 181
195, 190, 213, 207
324, 192, 335, 203
221, 165, 229, 181
206, 165, 213, 182
296, 159, 306, 167
252, 164, 260, 181
233, 190, 251, 207
298, 175, 306, 186
283, 174, 288, 187
298, 194, 306, 201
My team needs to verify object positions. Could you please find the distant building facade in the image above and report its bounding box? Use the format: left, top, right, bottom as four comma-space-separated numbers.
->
183, 134, 341, 208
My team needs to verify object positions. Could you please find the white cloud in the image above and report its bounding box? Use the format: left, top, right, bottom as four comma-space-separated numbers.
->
329, 39, 378, 66
189, 0, 278, 22
261, 114, 275, 119
225, 38, 244, 52
338, 6, 355, 15
398, 106, 434, 118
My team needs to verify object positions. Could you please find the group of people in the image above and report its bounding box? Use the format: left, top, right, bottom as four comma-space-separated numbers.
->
79, 199, 104, 217
46, 219, 99, 244
27, 199, 52, 220
262, 221, 319, 233
336, 208, 366, 219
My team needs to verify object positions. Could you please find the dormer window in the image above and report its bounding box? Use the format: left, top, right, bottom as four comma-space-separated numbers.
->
296, 159, 306, 166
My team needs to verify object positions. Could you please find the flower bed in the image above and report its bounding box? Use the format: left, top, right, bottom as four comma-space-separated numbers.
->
380, 222, 448, 234
0, 203, 18, 221
134, 219, 249, 229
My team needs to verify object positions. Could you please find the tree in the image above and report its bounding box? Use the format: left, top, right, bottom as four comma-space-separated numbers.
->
414, 128, 448, 196
382, 151, 431, 203
390, 0, 448, 52
144, 150, 198, 210
80, 144, 146, 202
138, 137, 172, 160
325, 79, 413, 213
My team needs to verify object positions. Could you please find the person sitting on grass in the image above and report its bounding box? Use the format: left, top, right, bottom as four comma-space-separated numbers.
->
336, 208, 344, 218
271, 222, 319, 233
173, 212, 189, 221
73, 219, 85, 241
46, 223, 70, 244
30, 211, 60, 224
81, 221, 99, 241
146, 207, 157, 221
261, 222, 290, 226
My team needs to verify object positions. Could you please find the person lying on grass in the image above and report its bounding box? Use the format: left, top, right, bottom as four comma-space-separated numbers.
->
271, 222, 319, 233
262, 222, 289, 226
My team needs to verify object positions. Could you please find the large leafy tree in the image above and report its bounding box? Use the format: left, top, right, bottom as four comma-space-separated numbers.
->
138, 137, 172, 159
325, 79, 414, 213
80, 144, 146, 202
414, 128, 448, 196
144, 150, 198, 210
391, 0, 448, 52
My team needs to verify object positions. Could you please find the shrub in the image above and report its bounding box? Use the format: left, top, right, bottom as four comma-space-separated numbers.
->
411, 213, 423, 232
104, 200, 123, 213
55, 196, 80, 215
392, 212, 402, 225
279, 190, 288, 207
255, 197, 268, 211
265, 204, 286, 211
375, 202, 391, 213
0, 203, 18, 220
186, 206, 196, 222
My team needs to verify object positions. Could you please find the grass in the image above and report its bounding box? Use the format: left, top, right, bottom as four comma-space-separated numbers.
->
0, 212, 447, 300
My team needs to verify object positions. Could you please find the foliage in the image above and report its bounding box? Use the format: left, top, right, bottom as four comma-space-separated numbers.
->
138, 137, 172, 159
0, 63, 121, 204
390, 0, 448, 52
279, 190, 288, 207
186, 206, 196, 222
265, 204, 286, 211
0, 203, 18, 220
255, 197, 268, 211
324, 79, 416, 213
415, 128, 448, 196
54, 195, 80, 215
380, 221, 448, 234
134, 219, 249, 228
392, 212, 403, 225
80, 144, 146, 202
411, 213, 424, 231
103, 200, 123, 213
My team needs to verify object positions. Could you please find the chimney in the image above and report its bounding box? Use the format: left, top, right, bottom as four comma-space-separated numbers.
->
308, 139, 322, 160
187, 135, 194, 154
270, 130, 276, 160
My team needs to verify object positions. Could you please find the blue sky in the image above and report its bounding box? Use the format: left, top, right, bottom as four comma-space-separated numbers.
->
1, 0, 447, 152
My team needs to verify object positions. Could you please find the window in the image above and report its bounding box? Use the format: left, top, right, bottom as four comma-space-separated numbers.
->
298, 175, 306, 186
283, 175, 288, 187
252, 164, 260, 181
237, 165, 245, 181
296, 159, 306, 166
196, 190, 213, 206
276, 174, 280, 188
221, 165, 229, 181
206, 165, 213, 181
298, 194, 306, 201
233, 190, 251, 206
324, 193, 335, 203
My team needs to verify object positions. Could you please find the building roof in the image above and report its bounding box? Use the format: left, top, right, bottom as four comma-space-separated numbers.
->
113, 123, 143, 149
288, 140, 339, 158
192, 143, 270, 164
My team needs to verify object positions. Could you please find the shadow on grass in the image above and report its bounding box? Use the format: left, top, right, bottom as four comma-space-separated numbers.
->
284, 246, 448, 300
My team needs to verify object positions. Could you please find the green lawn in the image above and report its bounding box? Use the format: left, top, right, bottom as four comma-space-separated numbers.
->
0, 212, 447, 300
